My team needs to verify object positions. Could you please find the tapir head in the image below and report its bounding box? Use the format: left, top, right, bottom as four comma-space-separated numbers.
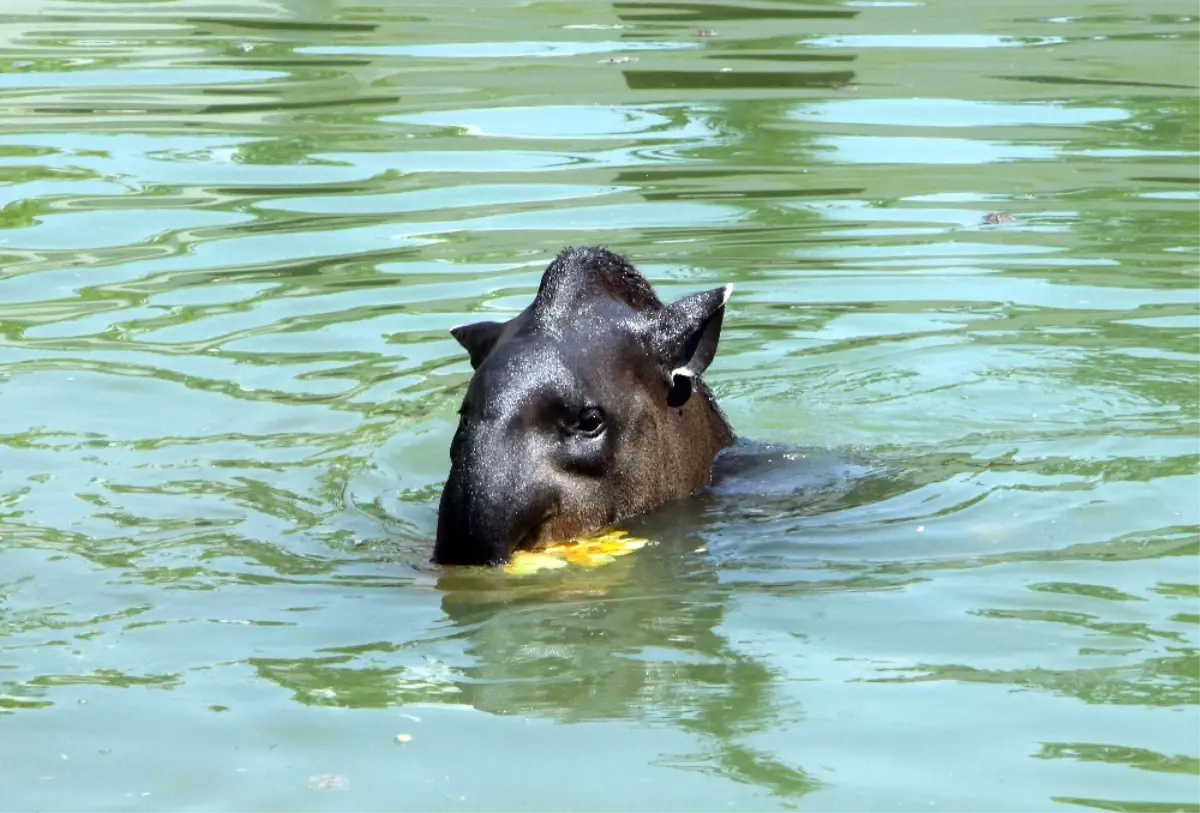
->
433, 246, 736, 566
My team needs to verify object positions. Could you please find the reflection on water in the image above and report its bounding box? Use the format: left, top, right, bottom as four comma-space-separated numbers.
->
0, 0, 1197, 810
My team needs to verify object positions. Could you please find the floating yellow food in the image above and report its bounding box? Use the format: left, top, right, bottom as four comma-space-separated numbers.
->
505, 529, 649, 575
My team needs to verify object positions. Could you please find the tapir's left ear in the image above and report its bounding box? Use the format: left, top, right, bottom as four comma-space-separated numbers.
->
451, 320, 506, 369
652, 283, 732, 407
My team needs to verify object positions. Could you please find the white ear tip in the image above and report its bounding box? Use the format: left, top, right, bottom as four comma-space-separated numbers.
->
721, 283, 733, 305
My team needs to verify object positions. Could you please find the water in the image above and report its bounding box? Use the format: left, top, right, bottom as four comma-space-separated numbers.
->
1, 0, 1197, 810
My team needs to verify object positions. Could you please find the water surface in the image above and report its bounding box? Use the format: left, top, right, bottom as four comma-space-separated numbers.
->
1, 0, 1197, 810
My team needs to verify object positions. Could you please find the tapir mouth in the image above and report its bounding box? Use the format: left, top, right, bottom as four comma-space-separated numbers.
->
512, 506, 564, 553
434, 477, 595, 566
516, 511, 605, 557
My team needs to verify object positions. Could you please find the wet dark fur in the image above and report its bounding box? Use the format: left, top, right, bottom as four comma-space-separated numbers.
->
434, 246, 736, 566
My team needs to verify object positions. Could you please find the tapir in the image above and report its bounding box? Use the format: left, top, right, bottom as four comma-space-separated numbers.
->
434, 246, 736, 566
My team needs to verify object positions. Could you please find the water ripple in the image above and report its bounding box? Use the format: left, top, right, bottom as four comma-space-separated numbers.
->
0, 1, 1196, 810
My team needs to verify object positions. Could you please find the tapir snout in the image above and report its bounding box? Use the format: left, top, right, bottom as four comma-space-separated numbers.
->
434, 418, 561, 565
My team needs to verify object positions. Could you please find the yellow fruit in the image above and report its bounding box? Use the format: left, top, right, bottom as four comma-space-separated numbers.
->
505, 529, 650, 575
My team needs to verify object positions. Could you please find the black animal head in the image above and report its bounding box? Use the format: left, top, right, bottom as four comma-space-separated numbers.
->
434, 246, 735, 566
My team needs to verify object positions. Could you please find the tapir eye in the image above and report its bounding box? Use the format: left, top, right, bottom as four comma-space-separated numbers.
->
575, 406, 606, 438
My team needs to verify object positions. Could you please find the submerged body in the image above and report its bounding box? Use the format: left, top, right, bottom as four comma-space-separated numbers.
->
434, 246, 736, 566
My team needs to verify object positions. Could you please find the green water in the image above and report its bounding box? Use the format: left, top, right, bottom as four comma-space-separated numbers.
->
1, 0, 1198, 810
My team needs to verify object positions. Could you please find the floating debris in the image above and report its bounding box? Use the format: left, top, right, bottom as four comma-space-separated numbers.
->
982, 212, 1016, 225
394, 733, 414, 745
599, 56, 638, 65
695, 28, 717, 37
308, 774, 349, 791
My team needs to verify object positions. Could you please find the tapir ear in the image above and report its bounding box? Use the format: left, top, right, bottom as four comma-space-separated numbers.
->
450, 320, 506, 369
652, 284, 732, 408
